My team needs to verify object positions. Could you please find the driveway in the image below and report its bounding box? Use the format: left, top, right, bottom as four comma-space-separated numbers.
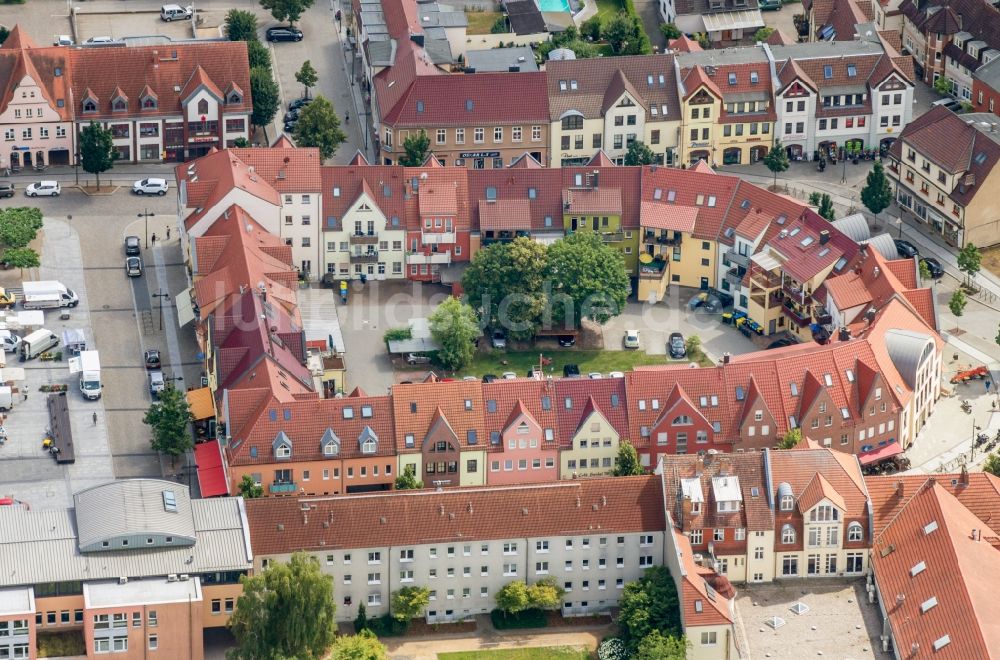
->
74, 11, 194, 42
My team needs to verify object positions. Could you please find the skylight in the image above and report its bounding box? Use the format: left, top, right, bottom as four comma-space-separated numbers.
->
840, 407, 850, 419
728, 72, 737, 85
818, 247, 830, 257
667, 190, 676, 202
920, 596, 938, 613
790, 382, 799, 396
975, 151, 987, 164
736, 386, 745, 401
924, 520, 939, 535
823, 65, 833, 79
824, 373, 833, 386
846, 369, 855, 382
741, 199, 750, 209
750, 71, 759, 84
654, 188, 663, 200
162, 490, 177, 513
847, 64, 857, 77
910, 561, 926, 576
789, 227, 801, 236
800, 236, 814, 247
933, 635, 950, 651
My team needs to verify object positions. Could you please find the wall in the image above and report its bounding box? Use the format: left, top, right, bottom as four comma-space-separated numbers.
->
559, 411, 621, 478
229, 456, 395, 497
201, 583, 243, 629
278, 191, 323, 279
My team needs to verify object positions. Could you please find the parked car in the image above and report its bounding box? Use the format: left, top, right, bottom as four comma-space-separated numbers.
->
25, 181, 60, 197
688, 292, 723, 314
491, 329, 507, 349
53, 35, 73, 46
85, 36, 116, 44
266, 26, 303, 42
759, 0, 782, 9
283, 109, 301, 123
0, 181, 13, 198
668, 332, 687, 359
894, 239, 919, 258
405, 353, 431, 365
609, 371, 625, 378
767, 337, 796, 350
148, 370, 165, 397
921, 257, 944, 280
160, 4, 193, 21
557, 335, 576, 347
931, 97, 962, 112
144, 349, 161, 370
623, 329, 640, 349
132, 177, 169, 196
125, 256, 142, 277
563, 364, 580, 377
482, 374, 498, 383
124, 235, 141, 256
501, 371, 517, 380
709, 288, 734, 308
288, 97, 313, 111
588, 372, 602, 379
283, 119, 298, 133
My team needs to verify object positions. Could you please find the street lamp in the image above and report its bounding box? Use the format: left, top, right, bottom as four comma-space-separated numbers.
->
896, 217, 903, 239
138, 209, 155, 249
152, 289, 170, 331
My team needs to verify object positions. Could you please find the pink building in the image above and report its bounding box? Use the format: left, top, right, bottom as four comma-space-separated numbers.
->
483, 379, 560, 484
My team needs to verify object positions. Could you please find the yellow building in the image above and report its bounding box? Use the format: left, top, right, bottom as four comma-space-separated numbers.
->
636, 204, 701, 302
556, 384, 625, 479
562, 186, 640, 273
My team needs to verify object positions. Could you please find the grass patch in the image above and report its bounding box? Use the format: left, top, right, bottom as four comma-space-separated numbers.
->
440, 647, 591, 660
466, 10, 503, 34
38, 631, 86, 658
490, 608, 549, 630
457, 349, 671, 379
595, 0, 626, 22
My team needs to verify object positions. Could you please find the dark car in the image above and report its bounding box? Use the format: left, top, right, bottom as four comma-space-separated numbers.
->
144, 349, 161, 370
482, 374, 498, 383
266, 26, 303, 42
124, 235, 141, 256
563, 364, 581, 378
558, 335, 576, 347
668, 332, 687, 359
921, 257, 944, 280
0, 181, 14, 198
283, 109, 301, 123
767, 337, 796, 350
894, 239, 919, 258
708, 288, 734, 308
688, 292, 722, 314
288, 97, 313, 111
283, 119, 298, 133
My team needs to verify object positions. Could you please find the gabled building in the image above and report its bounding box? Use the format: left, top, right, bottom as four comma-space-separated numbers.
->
662, 0, 766, 46
482, 378, 561, 485
554, 377, 629, 479
899, 0, 1000, 88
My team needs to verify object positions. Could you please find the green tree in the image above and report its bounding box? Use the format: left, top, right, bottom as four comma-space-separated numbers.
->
618, 566, 682, 652
957, 243, 982, 282
354, 603, 369, 632
328, 630, 387, 660
78, 121, 115, 190
247, 39, 272, 71
462, 237, 548, 340
624, 140, 656, 166
613, 440, 644, 476
428, 296, 479, 370
778, 427, 802, 450
228, 553, 336, 660
225, 9, 259, 41
983, 452, 1000, 477
546, 232, 630, 327
817, 193, 835, 221
754, 26, 775, 42
296, 60, 319, 99
238, 474, 264, 498
949, 289, 967, 316
603, 12, 651, 55
293, 96, 347, 160
398, 130, 432, 167
0, 27, 9, 46
919, 259, 932, 281
537, 25, 599, 60
581, 15, 603, 41
861, 161, 893, 225
232, 137, 250, 148
933, 76, 953, 96
494, 581, 531, 615
527, 576, 566, 610
636, 631, 689, 660
394, 467, 423, 490
3, 247, 39, 277
390, 586, 431, 622
0, 207, 43, 249
260, 0, 316, 26
659, 23, 681, 40
694, 32, 710, 49
250, 67, 280, 127
490, 15, 508, 33
763, 140, 789, 189
142, 385, 192, 468
684, 334, 702, 356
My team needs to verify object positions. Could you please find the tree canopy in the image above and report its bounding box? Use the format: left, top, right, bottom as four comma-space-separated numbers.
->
398, 130, 431, 167
778, 427, 802, 450
429, 296, 480, 370
328, 630, 387, 660
0, 207, 43, 250
228, 553, 337, 659
613, 441, 644, 476
861, 161, 893, 222
462, 237, 548, 340
296, 60, 319, 99
260, 0, 315, 26
390, 586, 431, 622
79, 122, 116, 190
225, 9, 259, 41
142, 385, 192, 467
957, 243, 982, 280
949, 289, 967, 316
763, 140, 789, 188
624, 140, 656, 166
247, 39, 272, 71
537, 26, 599, 60
754, 26, 775, 42
394, 468, 423, 490
618, 566, 682, 652
603, 12, 651, 55
527, 576, 566, 610
238, 474, 264, 498
636, 631, 689, 660
659, 23, 681, 40
293, 96, 346, 160
984, 452, 1000, 477
546, 232, 629, 327
494, 581, 531, 615
250, 67, 280, 127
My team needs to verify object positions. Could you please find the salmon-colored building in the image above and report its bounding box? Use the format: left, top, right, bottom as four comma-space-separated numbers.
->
482, 378, 561, 484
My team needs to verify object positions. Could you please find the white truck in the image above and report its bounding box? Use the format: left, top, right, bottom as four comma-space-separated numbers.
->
21, 281, 79, 310
71, 350, 102, 400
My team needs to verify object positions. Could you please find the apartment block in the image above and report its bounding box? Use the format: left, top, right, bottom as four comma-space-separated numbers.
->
244, 477, 667, 622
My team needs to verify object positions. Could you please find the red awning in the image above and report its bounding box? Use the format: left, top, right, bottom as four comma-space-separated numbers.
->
858, 441, 904, 466
194, 441, 229, 497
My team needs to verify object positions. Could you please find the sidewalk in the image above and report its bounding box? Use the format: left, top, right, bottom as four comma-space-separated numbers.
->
3, 162, 180, 187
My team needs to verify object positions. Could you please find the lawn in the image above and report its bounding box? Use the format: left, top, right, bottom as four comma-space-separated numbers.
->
458, 349, 671, 379
439, 647, 592, 660
595, 0, 625, 22
466, 10, 503, 34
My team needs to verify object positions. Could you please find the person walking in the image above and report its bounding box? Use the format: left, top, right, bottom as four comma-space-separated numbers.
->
166, 226, 171, 240
151, 232, 157, 245
92, 411, 97, 425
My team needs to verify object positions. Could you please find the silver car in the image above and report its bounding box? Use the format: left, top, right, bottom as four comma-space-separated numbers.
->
25, 181, 60, 197
149, 370, 165, 397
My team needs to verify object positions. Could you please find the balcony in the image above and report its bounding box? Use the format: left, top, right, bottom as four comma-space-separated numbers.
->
782, 281, 812, 302
483, 230, 530, 245
639, 258, 668, 280
600, 231, 625, 243
349, 233, 379, 245
725, 249, 750, 268
750, 290, 783, 310
350, 251, 379, 264
643, 231, 682, 247
421, 231, 456, 245
409, 251, 452, 265
725, 267, 744, 290
270, 481, 297, 494
783, 301, 811, 327
749, 269, 782, 290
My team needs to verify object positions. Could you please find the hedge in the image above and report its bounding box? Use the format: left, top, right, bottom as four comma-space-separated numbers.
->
490, 608, 548, 629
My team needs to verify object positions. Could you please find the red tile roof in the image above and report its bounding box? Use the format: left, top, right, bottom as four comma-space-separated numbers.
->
660, 452, 774, 532
0, 28, 72, 121
797, 472, 847, 512
479, 199, 532, 231
554, 377, 628, 446
639, 202, 698, 232
178, 150, 281, 231
391, 380, 486, 452
245, 475, 666, 555
563, 188, 622, 215
672, 529, 734, 626
483, 378, 562, 446
866, 472, 1000, 538
232, 147, 323, 193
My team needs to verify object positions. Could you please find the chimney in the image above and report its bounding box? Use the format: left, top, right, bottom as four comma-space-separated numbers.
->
839, 327, 851, 342
819, 230, 830, 245
680, 497, 693, 529
895, 479, 904, 496
722, 352, 731, 364
960, 464, 970, 487
718, 458, 732, 476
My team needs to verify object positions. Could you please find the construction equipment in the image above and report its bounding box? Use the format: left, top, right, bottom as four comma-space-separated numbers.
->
951, 365, 989, 383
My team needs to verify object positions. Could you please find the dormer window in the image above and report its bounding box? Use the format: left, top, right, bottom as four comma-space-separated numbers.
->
197, 99, 209, 115
142, 96, 157, 110
112, 98, 127, 112
272, 431, 292, 459
83, 99, 97, 113
780, 494, 794, 511
275, 444, 291, 458
320, 428, 340, 457
359, 427, 377, 454
228, 92, 242, 104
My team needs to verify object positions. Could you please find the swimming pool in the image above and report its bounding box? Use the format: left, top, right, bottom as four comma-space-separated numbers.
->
537, 0, 571, 12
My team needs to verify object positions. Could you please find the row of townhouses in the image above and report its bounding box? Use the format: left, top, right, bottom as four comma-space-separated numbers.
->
5, 464, 997, 659
0, 26, 251, 168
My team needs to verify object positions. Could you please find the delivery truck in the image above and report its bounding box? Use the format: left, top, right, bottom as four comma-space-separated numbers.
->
71, 350, 102, 400
19, 328, 58, 360
21, 281, 79, 310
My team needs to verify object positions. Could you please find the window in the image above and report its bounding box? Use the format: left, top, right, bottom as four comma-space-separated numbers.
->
690, 529, 703, 544
848, 522, 863, 542
780, 494, 794, 511
474, 128, 484, 143
436, 129, 446, 144
701, 631, 717, 646
781, 524, 796, 544
149, 634, 158, 651
494, 127, 503, 143
782, 556, 798, 576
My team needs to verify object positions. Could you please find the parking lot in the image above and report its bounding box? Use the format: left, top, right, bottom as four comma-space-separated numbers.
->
74, 10, 197, 43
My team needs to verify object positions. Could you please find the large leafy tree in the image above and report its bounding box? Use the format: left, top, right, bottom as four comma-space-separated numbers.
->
537, 25, 599, 60
861, 161, 893, 225
4, 247, 39, 278
613, 441, 644, 476
247, 40, 272, 71
636, 631, 689, 660
394, 467, 423, 490
462, 237, 548, 340
763, 140, 789, 188
659, 23, 681, 40
292, 96, 346, 161
390, 586, 431, 622
778, 427, 802, 450
398, 130, 431, 167
250, 67, 280, 127
0, 207, 43, 249
328, 631, 387, 660
527, 576, 565, 610
228, 553, 336, 660
225, 9, 259, 41
260, 0, 315, 26
78, 121, 115, 190
546, 232, 629, 327
618, 566, 682, 653
296, 60, 319, 99
494, 581, 531, 615
624, 140, 656, 166
238, 474, 264, 498
603, 12, 651, 55
429, 296, 479, 370
142, 385, 193, 468
957, 243, 981, 282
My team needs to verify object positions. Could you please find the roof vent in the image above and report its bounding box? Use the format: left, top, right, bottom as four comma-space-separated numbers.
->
895, 593, 905, 606
521, 507, 529, 515
277, 523, 284, 531
439, 504, 445, 515
380, 516, 387, 524
448, 512, 455, 520
467, 502, 474, 514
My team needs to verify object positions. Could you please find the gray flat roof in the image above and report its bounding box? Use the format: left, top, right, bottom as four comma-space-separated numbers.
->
768, 39, 885, 60
677, 45, 770, 67
0, 586, 33, 615
84, 578, 201, 608
74, 479, 197, 551
466, 46, 539, 72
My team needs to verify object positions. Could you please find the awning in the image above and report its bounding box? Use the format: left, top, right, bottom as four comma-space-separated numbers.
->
702, 9, 765, 32
176, 287, 196, 327
194, 441, 229, 497
858, 441, 903, 466
186, 387, 215, 421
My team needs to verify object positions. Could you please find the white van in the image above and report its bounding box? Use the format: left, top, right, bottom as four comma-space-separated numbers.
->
160, 4, 192, 21
19, 329, 58, 360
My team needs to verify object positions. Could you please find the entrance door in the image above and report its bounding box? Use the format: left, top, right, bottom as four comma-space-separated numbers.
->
23, 152, 31, 167
700, 277, 709, 290
9, 152, 19, 169
768, 319, 776, 335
